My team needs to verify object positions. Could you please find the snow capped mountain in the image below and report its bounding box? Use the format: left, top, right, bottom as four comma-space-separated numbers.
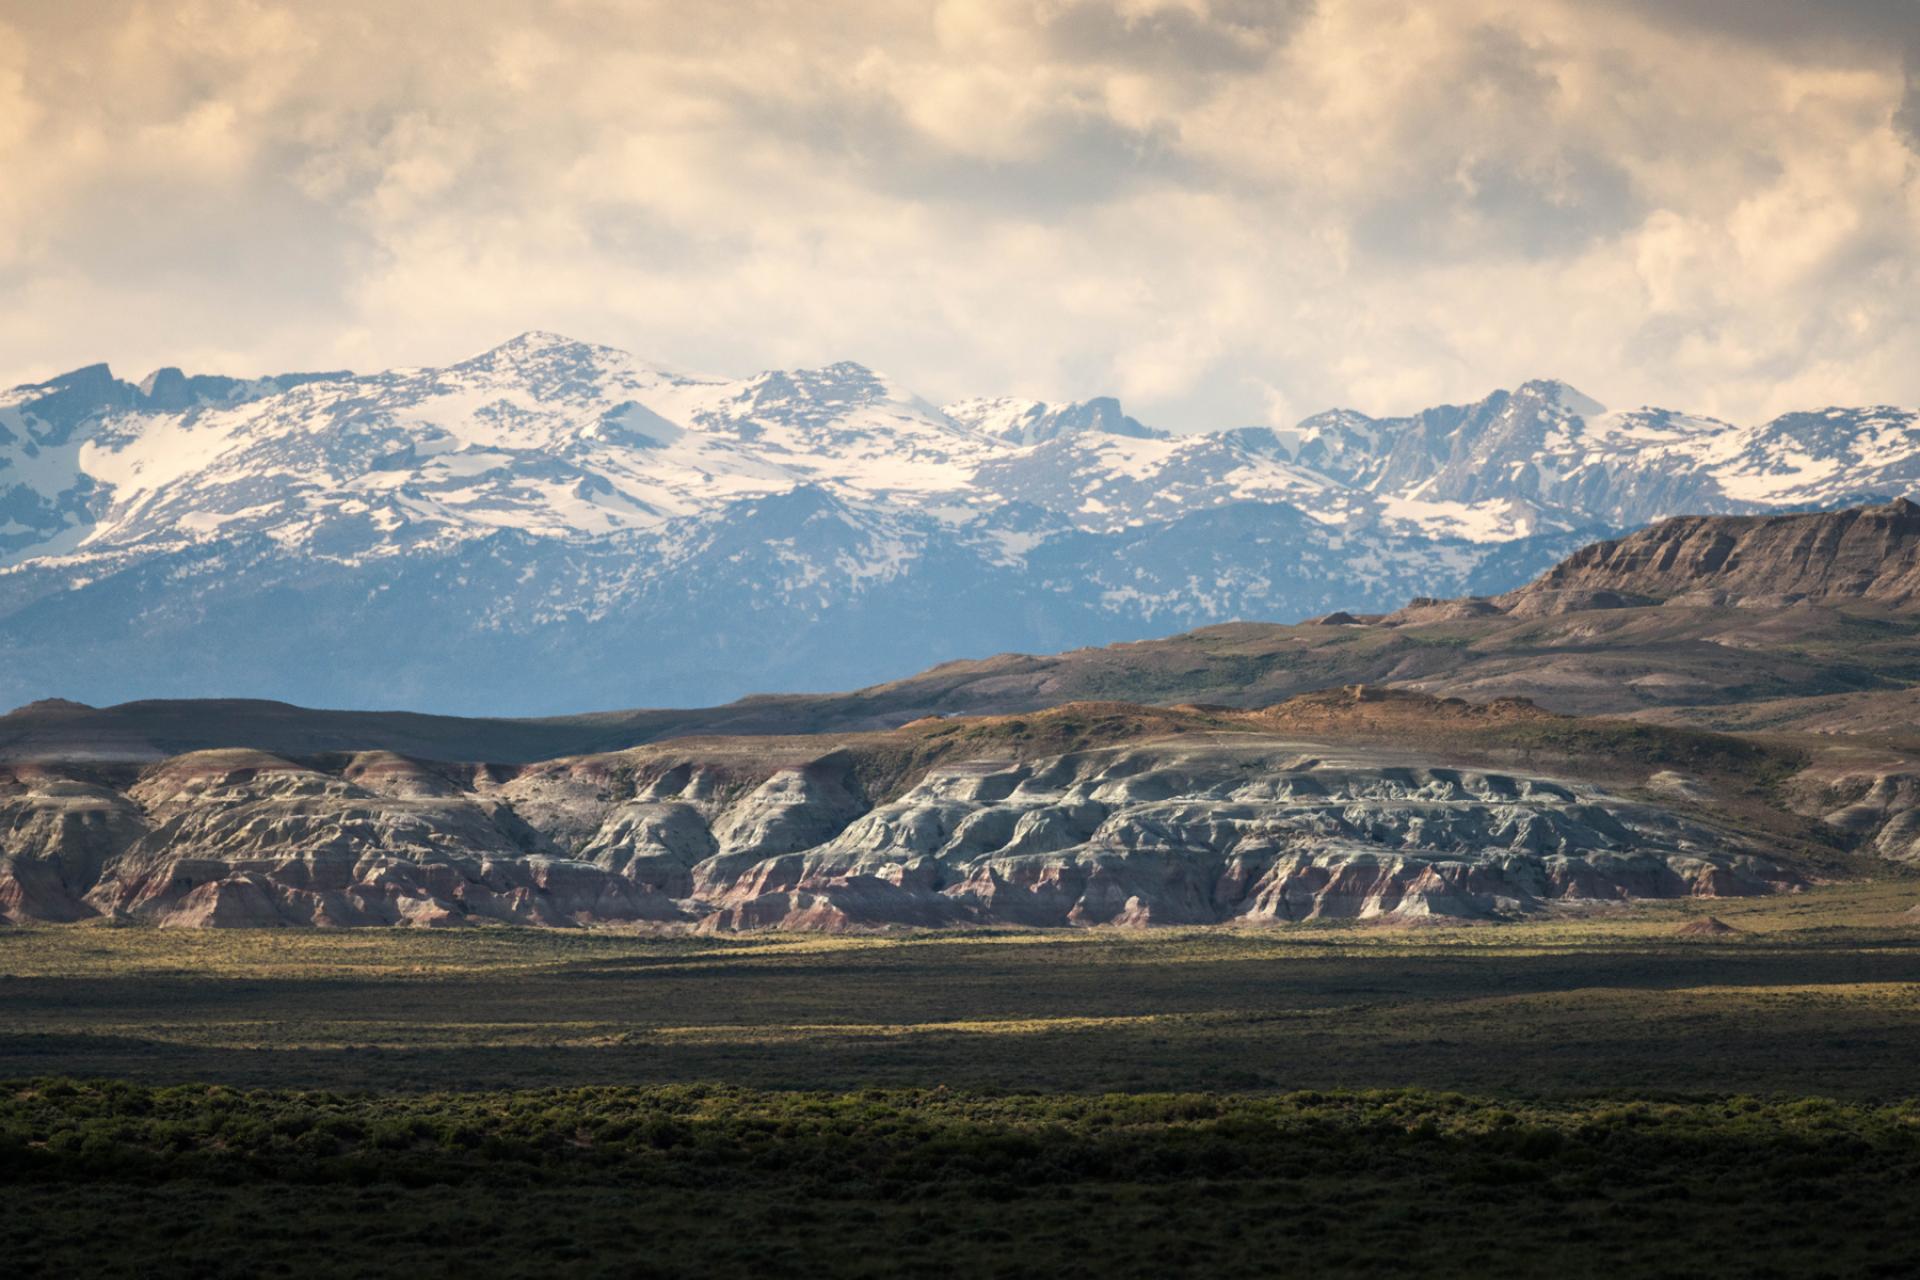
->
1715, 406, 1920, 507
1291, 379, 1728, 537
0, 360, 349, 560
1289, 378, 1920, 536
943, 395, 1161, 446
0, 331, 1913, 714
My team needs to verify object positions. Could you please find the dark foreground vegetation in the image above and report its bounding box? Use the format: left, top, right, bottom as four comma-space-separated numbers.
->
5, 883, 1919, 1276
7, 1080, 1919, 1279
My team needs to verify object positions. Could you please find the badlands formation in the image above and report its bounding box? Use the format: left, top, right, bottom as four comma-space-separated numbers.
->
0, 695, 1808, 930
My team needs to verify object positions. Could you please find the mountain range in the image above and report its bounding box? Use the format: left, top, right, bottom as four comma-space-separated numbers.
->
8, 498, 1919, 765
3, 331, 1916, 714
15, 499, 1920, 931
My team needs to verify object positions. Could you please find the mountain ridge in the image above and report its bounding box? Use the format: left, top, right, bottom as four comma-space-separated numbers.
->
1510, 497, 1920, 608
4, 332, 1918, 713
7, 498, 1920, 764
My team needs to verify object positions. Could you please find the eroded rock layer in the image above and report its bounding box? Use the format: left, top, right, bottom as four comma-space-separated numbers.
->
1509, 498, 1920, 610
2, 726, 1797, 930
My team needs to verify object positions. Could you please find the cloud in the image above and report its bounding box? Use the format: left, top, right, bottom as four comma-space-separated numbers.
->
0, 0, 1916, 429
1596, 0, 1920, 157
1899, 43, 1920, 151
1598, 0, 1918, 53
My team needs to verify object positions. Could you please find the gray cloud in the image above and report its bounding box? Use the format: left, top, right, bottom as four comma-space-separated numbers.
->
1601, 0, 1920, 154
1042, 0, 1311, 74
1347, 24, 1644, 260
1899, 41, 1920, 151
1353, 147, 1641, 261
1600, 0, 1919, 52
855, 104, 1194, 216
0, 0, 1916, 431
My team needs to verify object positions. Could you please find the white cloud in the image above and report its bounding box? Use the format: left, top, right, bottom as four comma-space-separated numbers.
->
1, 0, 1917, 429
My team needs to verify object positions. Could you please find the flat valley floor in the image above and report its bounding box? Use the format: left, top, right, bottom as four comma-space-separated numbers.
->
6, 882, 1920, 1277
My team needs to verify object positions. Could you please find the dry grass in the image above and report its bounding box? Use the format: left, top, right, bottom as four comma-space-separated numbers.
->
4, 880, 1919, 1096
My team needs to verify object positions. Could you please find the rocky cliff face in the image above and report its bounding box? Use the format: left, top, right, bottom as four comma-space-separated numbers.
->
685, 742, 1787, 931
1780, 750, 1920, 865
1508, 499, 1920, 609
0, 705, 1800, 930
0, 770, 147, 922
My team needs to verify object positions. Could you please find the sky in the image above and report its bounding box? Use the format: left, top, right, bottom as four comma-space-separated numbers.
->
2, 0, 1918, 429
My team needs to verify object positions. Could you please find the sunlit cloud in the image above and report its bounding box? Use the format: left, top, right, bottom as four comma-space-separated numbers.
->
1, 0, 1916, 427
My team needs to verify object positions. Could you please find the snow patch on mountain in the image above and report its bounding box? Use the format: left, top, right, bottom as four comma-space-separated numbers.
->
943, 395, 1163, 446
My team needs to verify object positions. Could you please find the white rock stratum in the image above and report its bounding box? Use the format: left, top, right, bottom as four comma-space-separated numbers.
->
0, 730, 1796, 930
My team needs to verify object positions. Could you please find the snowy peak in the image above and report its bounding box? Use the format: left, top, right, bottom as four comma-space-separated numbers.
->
460, 330, 613, 367
1288, 408, 1398, 489
4, 360, 352, 431
1513, 378, 1607, 418
723, 362, 894, 429
1716, 405, 1920, 506
439, 331, 646, 405
2, 363, 136, 442
493, 328, 596, 354
676, 360, 1004, 503
134, 367, 194, 409
943, 395, 1165, 446
5, 339, 1920, 588
1281, 379, 1731, 534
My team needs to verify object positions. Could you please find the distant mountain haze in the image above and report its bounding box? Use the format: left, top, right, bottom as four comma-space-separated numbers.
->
1, 332, 1914, 714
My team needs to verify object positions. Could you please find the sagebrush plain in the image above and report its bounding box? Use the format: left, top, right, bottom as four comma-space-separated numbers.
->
7, 882, 1920, 1277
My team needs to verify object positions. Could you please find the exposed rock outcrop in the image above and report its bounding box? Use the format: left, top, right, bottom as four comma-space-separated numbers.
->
0, 769, 147, 921
0, 723, 1798, 930
688, 744, 1791, 931
76, 751, 687, 929
1787, 765, 1920, 863
1506, 499, 1920, 609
